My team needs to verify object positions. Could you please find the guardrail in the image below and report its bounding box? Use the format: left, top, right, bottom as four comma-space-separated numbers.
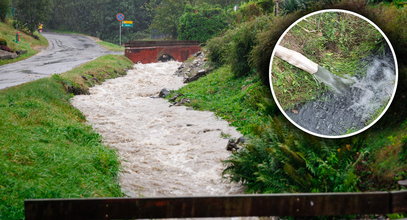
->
25, 191, 407, 220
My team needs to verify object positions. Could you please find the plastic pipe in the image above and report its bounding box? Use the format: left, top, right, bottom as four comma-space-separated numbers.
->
274, 45, 318, 74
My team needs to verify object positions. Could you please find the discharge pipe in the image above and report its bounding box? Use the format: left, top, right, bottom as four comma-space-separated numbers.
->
274, 45, 354, 94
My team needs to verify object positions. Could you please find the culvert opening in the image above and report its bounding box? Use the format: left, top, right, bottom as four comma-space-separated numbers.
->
158, 54, 174, 62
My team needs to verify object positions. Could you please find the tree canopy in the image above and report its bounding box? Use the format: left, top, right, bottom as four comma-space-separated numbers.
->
14, 0, 52, 33
178, 4, 230, 42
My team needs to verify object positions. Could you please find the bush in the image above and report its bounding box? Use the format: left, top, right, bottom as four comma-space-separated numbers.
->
206, 15, 271, 77
206, 34, 232, 67
219, 0, 407, 194
251, 11, 304, 85
234, 1, 265, 22
177, 4, 229, 43
224, 118, 361, 193
229, 15, 271, 77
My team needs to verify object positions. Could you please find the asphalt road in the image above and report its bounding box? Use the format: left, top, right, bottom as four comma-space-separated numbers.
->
0, 32, 120, 90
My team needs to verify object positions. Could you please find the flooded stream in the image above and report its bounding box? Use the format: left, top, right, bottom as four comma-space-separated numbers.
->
71, 62, 243, 197
286, 50, 396, 136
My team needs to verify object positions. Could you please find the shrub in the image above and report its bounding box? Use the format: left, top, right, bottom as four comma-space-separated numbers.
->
224, 117, 361, 193
229, 15, 271, 77
178, 4, 229, 43
206, 15, 271, 76
250, 11, 304, 86
206, 32, 234, 67
234, 1, 265, 22
221, 0, 407, 194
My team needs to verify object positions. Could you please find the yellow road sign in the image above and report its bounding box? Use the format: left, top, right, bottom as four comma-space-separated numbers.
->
123, 20, 133, 24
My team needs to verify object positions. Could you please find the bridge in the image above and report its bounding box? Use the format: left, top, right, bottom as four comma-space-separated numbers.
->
124, 41, 201, 64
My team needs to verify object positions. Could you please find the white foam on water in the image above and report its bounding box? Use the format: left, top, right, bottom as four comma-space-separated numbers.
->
348, 57, 396, 122
70, 61, 245, 198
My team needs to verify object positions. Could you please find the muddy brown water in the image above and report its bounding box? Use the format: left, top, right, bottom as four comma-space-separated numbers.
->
71, 62, 245, 198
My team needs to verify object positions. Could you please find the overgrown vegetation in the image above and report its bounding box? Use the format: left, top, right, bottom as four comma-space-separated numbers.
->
176, 0, 407, 197
172, 64, 406, 195
178, 4, 229, 42
0, 55, 133, 219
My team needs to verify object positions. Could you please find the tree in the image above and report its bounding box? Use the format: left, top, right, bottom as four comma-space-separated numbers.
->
15, 0, 52, 33
45, 0, 157, 44
178, 4, 229, 42
150, 0, 187, 39
0, 0, 10, 22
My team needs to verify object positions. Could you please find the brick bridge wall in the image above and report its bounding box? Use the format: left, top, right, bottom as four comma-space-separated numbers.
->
124, 41, 201, 64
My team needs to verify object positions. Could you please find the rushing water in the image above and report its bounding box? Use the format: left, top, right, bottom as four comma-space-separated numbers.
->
71, 62, 244, 197
286, 50, 396, 136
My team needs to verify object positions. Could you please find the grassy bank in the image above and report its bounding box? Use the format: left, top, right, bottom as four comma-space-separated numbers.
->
196, 0, 406, 198
170, 64, 406, 194
0, 22, 48, 66
0, 55, 133, 219
96, 41, 124, 52
55, 54, 132, 94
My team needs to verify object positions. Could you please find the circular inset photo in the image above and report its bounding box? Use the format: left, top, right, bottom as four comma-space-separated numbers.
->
269, 9, 398, 138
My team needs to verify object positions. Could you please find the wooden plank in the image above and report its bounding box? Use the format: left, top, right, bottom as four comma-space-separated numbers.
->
25, 191, 401, 220
391, 191, 407, 213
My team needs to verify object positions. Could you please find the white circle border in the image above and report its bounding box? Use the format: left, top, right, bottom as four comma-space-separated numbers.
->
268, 9, 399, 139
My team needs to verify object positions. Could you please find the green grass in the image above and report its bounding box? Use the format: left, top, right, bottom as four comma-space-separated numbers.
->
0, 22, 49, 66
56, 54, 133, 94
170, 63, 406, 195
0, 55, 133, 219
272, 12, 383, 109
96, 41, 124, 52
170, 65, 276, 135
272, 58, 325, 110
